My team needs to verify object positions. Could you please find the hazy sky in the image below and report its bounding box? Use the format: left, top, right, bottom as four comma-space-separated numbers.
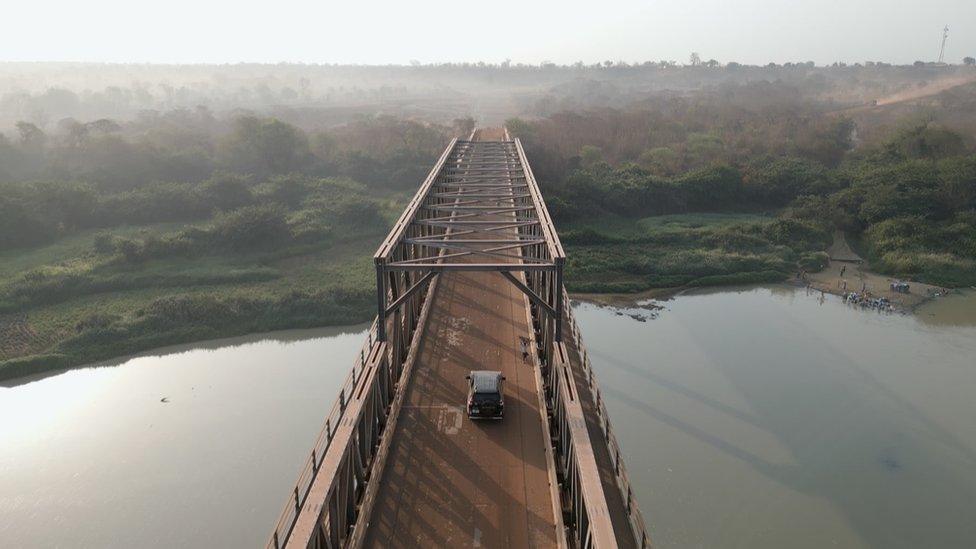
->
4, 0, 975, 66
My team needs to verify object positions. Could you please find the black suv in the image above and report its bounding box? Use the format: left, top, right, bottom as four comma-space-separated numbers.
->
465, 370, 506, 419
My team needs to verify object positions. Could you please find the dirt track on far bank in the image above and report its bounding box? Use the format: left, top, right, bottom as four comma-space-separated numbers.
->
831, 71, 976, 116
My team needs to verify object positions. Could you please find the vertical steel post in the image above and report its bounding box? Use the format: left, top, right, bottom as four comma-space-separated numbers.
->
554, 259, 564, 342
375, 261, 386, 341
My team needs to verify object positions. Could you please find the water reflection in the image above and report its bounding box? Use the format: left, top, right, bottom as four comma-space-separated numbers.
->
1, 326, 368, 389
0, 324, 369, 549
574, 286, 976, 549
3, 286, 974, 548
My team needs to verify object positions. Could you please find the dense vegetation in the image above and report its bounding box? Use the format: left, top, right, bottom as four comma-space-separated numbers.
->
0, 113, 463, 378
509, 94, 976, 291
2, 62, 975, 378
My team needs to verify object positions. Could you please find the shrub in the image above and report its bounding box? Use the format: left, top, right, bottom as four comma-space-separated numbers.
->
75, 312, 122, 332
687, 270, 787, 287
799, 252, 830, 272
209, 204, 292, 250
198, 172, 254, 211
92, 232, 115, 254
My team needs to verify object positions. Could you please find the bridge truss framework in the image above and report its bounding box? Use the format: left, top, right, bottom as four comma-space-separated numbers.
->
267, 133, 649, 549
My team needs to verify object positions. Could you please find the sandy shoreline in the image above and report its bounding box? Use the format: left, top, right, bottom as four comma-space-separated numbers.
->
572, 231, 948, 314
801, 230, 945, 312
571, 267, 944, 314
797, 261, 941, 312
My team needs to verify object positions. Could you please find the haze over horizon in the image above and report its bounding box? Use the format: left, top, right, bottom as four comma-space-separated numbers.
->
4, 0, 975, 66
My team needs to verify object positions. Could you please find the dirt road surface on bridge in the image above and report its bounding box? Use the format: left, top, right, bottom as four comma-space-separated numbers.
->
361, 136, 559, 548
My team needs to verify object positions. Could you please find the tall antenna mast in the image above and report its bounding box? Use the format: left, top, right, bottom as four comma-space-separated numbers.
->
939, 25, 949, 63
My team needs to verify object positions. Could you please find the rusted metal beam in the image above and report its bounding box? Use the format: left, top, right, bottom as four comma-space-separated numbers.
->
382, 263, 557, 272
384, 271, 437, 316
271, 132, 640, 549
501, 271, 556, 317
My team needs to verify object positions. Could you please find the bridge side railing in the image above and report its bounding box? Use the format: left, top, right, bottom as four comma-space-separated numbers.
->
563, 289, 651, 548
509, 129, 638, 547
269, 139, 456, 548
282, 340, 391, 549
549, 342, 618, 548
266, 319, 379, 549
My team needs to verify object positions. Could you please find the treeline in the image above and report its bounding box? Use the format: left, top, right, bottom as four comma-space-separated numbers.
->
512, 109, 976, 286
546, 158, 838, 220
0, 173, 386, 251
0, 181, 389, 313
0, 110, 466, 378
0, 112, 455, 187
4, 62, 972, 127
0, 114, 464, 251
509, 87, 855, 179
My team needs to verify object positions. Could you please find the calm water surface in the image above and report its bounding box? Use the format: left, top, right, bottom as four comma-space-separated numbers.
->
574, 286, 976, 549
0, 324, 369, 548
2, 288, 974, 548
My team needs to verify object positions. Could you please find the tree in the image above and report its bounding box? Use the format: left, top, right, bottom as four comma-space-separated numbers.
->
685, 132, 726, 167
210, 204, 291, 250
579, 145, 603, 167
199, 172, 254, 211
964, 56, 976, 66
87, 118, 121, 135
57, 117, 89, 147
0, 194, 53, 250
220, 116, 310, 174
689, 52, 702, 66
882, 124, 966, 160
15, 121, 46, 147
638, 147, 679, 176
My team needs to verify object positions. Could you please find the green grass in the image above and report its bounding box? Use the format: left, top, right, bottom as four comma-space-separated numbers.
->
0, 223, 183, 279
0, 207, 821, 380
635, 212, 773, 231
562, 212, 772, 240
0, 223, 382, 380
560, 213, 826, 293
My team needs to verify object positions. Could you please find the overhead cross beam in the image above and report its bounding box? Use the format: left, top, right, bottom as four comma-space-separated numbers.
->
372, 136, 565, 346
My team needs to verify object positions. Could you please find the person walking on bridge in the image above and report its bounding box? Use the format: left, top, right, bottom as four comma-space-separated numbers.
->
519, 337, 530, 363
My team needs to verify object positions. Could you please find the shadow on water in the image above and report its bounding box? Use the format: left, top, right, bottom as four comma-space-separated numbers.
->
583, 287, 976, 548
0, 323, 371, 389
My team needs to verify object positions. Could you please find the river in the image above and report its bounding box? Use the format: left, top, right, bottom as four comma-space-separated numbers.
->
0, 324, 371, 548
574, 286, 976, 549
1, 287, 974, 548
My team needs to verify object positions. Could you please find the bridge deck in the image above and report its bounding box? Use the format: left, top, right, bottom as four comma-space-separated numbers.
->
270, 134, 647, 549
361, 134, 559, 547
360, 267, 558, 547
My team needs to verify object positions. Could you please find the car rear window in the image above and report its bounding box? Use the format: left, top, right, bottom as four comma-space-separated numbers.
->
471, 371, 500, 394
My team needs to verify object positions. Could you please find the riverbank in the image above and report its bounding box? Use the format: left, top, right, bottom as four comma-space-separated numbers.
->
0, 220, 954, 381
0, 232, 379, 382
572, 231, 953, 315
800, 261, 941, 312
801, 231, 943, 312
5, 285, 976, 548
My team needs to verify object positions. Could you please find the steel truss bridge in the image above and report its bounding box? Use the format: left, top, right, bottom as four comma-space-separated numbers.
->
267, 129, 650, 548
